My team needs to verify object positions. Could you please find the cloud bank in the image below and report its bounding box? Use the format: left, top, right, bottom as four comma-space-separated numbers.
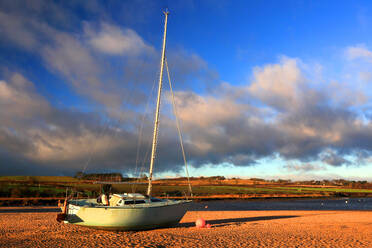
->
0, 1, 372, 176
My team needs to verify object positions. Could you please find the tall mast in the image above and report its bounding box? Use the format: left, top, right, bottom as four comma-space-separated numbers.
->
147, 10, 169, 196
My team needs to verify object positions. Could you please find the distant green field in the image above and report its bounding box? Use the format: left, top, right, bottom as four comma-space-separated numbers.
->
274, 186, 372, 193
0, 176, 79, 182
0, 176, 371, 199
109, 185, 339, 196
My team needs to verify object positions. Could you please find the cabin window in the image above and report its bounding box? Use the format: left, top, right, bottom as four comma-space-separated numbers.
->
124, 200, 146, 205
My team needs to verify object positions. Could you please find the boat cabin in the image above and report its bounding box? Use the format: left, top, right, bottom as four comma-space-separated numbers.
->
107, 193, 162, 207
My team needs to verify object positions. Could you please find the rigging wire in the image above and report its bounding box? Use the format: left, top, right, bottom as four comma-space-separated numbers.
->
165, 57, 193, 197
133, 70, 163, 192
132, 67, 159, 192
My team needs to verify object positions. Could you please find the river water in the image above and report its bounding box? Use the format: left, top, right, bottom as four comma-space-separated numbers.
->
0, 197, 371, 213
189, 197, 372, 211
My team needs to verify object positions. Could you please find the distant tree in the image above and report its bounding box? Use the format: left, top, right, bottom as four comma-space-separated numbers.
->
250, 178, 265, 182
74, 171, 84, 179
28, 176, 37, 184
277, 179, 291, 184
79, 172, 124, 181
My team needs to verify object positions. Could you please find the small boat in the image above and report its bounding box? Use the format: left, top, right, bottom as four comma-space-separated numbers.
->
62, 194, 190, 231
58, 11, 192, 231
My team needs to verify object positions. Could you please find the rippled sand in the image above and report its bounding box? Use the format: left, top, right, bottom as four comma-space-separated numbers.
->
0, 208, 371, 247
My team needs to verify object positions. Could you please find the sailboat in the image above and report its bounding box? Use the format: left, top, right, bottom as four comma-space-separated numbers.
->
57, 11, 192, 231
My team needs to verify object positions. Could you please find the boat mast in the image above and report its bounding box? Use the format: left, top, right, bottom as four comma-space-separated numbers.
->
147, 10, 169, 196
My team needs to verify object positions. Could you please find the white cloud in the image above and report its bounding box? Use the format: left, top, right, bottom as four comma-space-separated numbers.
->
248, 57, 305, 111
40, 30, 131, 116
43, 33, 100, 79
346, 44, 372, 62
173, 91, 244, 129
359, 71, 372, 82
0, 73, 50, 123
85, 22, 154, 56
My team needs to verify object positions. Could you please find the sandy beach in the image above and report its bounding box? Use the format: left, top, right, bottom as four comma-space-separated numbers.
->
0, 208, 371, 248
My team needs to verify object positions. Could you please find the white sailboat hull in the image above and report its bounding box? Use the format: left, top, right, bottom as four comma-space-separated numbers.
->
65, 199, 191, 230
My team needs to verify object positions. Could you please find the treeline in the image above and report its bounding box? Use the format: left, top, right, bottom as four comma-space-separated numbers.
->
301, 179, 371, 188
265, 179, 371, 188
158, 176, 372, 188
74, 172, 124, 181
160, 176, 226, 181
74, 172, 146, 182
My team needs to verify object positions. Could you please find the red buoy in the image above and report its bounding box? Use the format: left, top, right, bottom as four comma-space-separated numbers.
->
195, 217, 206, 228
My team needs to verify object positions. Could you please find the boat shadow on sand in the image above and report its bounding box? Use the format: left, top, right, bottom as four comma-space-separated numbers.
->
176, 215, 300, 228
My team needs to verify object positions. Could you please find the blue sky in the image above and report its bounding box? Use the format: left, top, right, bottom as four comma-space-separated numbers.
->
1, 0, 372, 181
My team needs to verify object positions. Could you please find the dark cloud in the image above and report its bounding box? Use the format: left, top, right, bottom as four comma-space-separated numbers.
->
0, 150, 63, 176
322, 153, 351, 167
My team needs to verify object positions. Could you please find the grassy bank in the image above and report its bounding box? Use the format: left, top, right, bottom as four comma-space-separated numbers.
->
1, 176, 372, 206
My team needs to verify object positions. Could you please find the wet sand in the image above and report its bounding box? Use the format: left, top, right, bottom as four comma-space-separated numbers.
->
0, 208, 371, 247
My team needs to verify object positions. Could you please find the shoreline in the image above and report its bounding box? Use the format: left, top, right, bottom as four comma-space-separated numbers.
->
1, 194, 371, 202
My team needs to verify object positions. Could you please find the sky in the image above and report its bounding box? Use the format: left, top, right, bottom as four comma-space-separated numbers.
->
1, 0, 372, 181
